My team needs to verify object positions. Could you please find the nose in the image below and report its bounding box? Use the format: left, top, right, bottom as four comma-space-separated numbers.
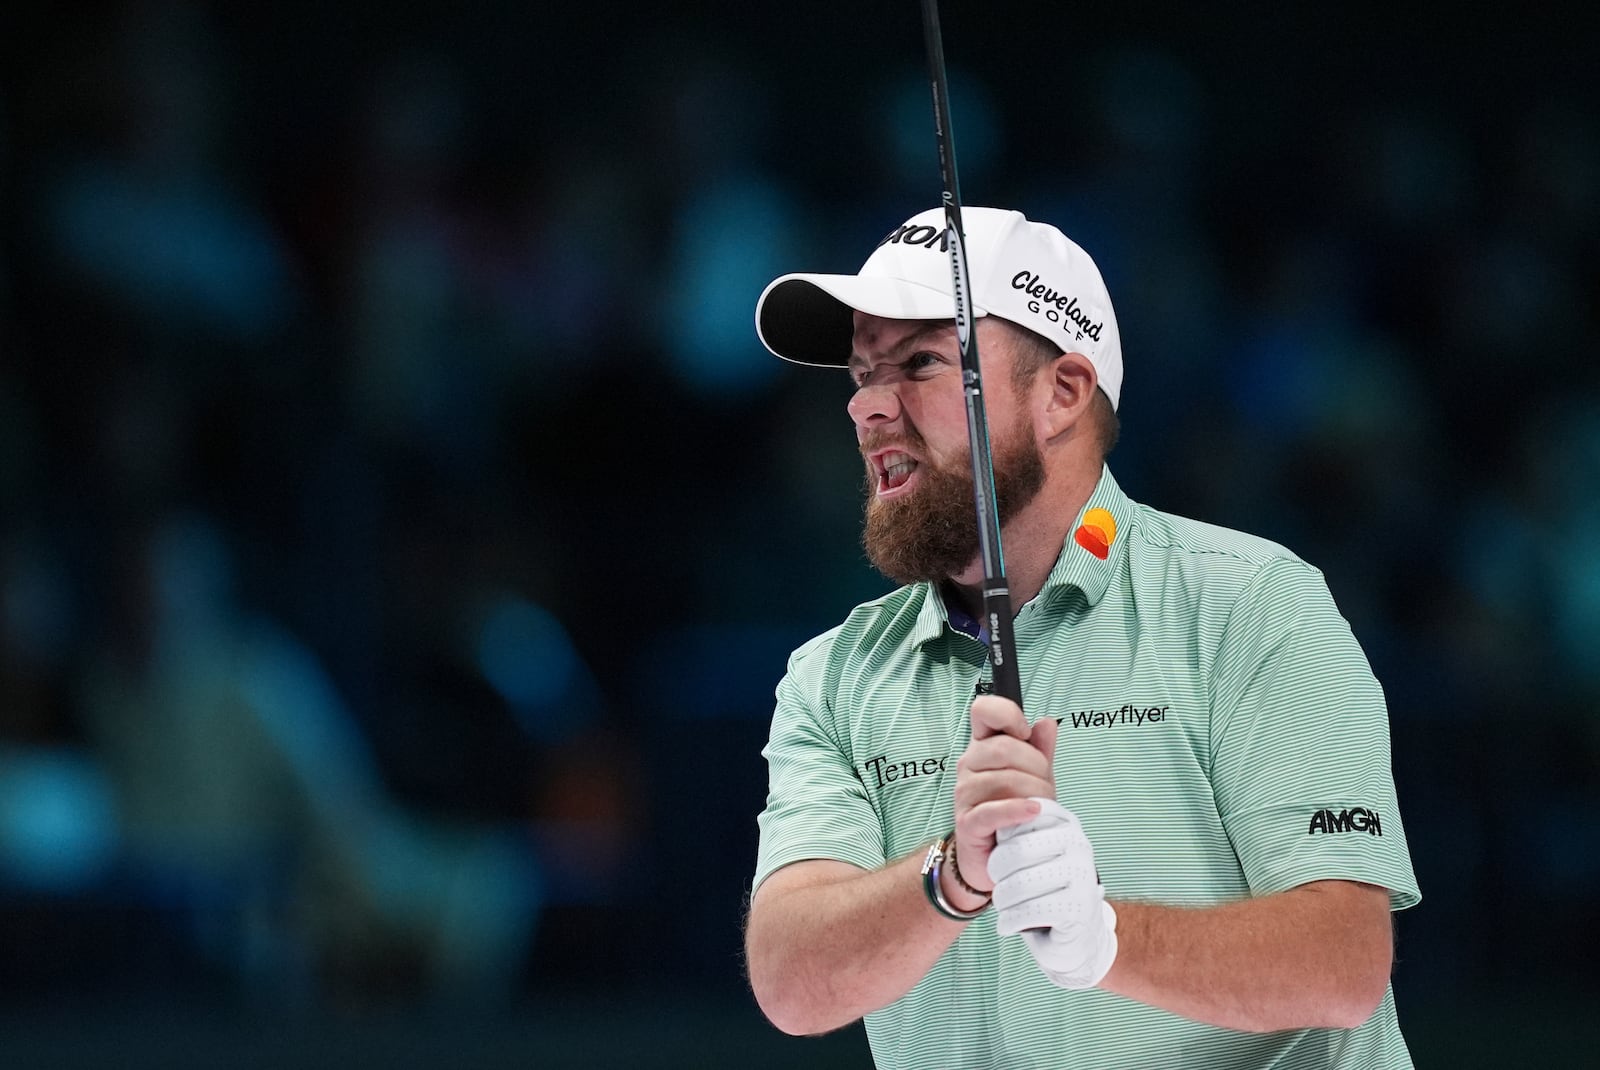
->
847, 381, 902, 437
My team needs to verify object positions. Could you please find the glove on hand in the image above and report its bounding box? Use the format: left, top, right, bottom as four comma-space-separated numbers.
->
989, 798, 1118, 989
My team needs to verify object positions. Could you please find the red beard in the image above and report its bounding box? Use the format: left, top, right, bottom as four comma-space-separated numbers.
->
861, 413, 1045, 586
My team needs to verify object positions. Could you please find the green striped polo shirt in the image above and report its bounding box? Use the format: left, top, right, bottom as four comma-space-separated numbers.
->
754, 466, 1420, 1070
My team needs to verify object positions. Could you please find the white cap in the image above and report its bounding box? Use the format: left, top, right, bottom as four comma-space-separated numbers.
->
755, 207, 1122, 409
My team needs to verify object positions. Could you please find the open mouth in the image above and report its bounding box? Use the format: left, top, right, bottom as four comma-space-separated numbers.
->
875, 450, 921, 494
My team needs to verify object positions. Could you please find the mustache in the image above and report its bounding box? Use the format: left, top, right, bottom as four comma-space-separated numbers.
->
858, 427, 929, 459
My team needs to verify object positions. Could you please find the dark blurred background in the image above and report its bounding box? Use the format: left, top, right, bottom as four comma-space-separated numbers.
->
0, 1, 1596, 1066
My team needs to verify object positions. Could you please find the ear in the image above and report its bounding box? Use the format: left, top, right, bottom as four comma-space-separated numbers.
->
1039, 352, 1098, 442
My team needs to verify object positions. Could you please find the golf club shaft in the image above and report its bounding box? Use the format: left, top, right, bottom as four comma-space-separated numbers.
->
920, 0, 1023, 709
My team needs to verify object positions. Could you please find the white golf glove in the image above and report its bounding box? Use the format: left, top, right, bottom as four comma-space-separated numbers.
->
989, 798, 1118, 990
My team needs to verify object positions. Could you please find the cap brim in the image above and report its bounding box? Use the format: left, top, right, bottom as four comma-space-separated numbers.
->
755, 274, 982, 367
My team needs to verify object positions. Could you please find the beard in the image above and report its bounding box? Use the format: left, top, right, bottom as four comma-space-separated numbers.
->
861, 413, 1046, 586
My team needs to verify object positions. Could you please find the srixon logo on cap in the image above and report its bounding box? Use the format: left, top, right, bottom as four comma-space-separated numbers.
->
878, 223, 952, 252
1011, 269, 1104, 342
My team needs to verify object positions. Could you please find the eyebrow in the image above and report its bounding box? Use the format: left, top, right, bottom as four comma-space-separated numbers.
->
845, 322, 955, 379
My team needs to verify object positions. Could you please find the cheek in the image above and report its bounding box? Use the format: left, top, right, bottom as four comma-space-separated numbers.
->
920, 394, 973, 454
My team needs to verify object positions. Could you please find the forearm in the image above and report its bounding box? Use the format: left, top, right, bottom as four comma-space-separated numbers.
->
745, 851, 981, 1035
1099, 880, 1394, 1032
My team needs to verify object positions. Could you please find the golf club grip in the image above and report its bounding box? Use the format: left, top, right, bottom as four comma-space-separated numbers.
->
921, 0, 1023, 710
983, 585, 1022, 705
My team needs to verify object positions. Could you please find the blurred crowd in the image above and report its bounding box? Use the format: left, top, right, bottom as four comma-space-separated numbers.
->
0, 0, 1596, 1016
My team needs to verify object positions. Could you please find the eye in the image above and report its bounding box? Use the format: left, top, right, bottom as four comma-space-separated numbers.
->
906, 350, 941, 374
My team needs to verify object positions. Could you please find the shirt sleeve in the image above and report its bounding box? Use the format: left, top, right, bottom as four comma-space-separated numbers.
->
1208, 558, 1421, 911
752, 641, 887, 893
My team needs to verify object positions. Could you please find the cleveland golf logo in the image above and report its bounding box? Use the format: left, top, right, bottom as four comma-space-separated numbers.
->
1074, 508, 1116, 560
1307, 808, 1384, 836
1011, 270, 1105, 342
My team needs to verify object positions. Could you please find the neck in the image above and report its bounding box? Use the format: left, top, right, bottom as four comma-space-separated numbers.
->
943, 460, 1102, 619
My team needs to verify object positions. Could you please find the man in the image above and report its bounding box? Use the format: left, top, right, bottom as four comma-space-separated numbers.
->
744, 207, 1420, 1069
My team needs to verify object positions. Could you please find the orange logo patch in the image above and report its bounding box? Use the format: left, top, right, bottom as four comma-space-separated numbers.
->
1074, 508, 1116, 560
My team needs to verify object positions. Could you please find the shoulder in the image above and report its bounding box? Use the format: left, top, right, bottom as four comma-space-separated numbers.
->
785, 584, 930, 676
1113, 501, 1348, 651
1131, 501, 1304, 569
775, 585, 933, 732
1125, 501, 1321, 592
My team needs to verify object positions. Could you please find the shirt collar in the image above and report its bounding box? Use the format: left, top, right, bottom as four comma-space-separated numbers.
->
909, 464, 1132, 646
1036, 464, 1130, 610
909, 579, 957, 647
